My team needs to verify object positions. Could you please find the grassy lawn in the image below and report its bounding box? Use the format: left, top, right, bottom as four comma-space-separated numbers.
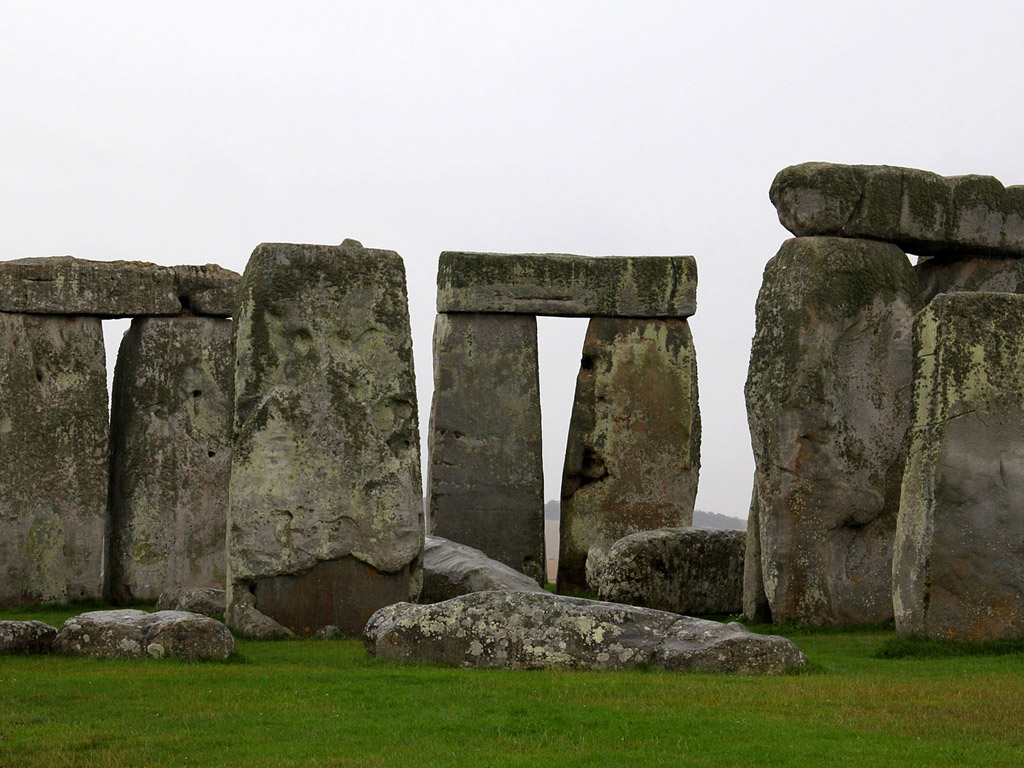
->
2, 604, 1023, 767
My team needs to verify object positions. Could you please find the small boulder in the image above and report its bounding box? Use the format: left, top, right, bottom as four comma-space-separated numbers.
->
588, 527, 745, 615
54, 609, 235, 660
224, 590, 293, 640
421, 536, 546, 602
364, 591, 806, 674
156, 587, 226, 620
0, 620, 57, 654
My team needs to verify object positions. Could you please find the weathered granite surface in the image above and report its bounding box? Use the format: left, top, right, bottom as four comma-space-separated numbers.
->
771, 162, 1024, 258
558, 317, 700, 592
894, 293, 1024, 641
427, 313, 544, 582
107, 316, 232, 602
421, 536, 546, 603
746, 237, 918, 625
437, 252, 697, 317
156, 587, 226, 620
589, 527, 745, 616
917, 256, 1024, 307
228, 240, 423, 636
0, 313, 108, 607
364, 591, 806, 674
54, 609, 235, 660
742, 476, 772, 623
0, 620, 57, 654
0, 257, 240, 317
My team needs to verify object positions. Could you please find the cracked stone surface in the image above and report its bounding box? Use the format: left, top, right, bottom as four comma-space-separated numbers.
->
894, 292, 1024, 641
745, 237, 918, 625
364, 590, 806, 674
54, 609, 235, 659
421, 536, 546, 602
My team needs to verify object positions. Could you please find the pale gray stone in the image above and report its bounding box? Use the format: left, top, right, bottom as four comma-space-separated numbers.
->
0, 257, 240, 317
54, 610, 235, 660
223, 590, 293, 640
227, 239, 423, 637
0, 620, 57, 654
588, 527, 745, 616
558, 317, 700, 592
427, 313, 544, 582
364, 591, 806, 674
770, 162, 1024, 258
0, 313, 108, 607
894, 293, 1024, 641
746, 237, 918, 625
917, 256, 1024, 306
742, 476, 772, 623
107, 316, 232, 602
437, 252, 697, 317
155, 587, 226, 620
421, 536, 546, 602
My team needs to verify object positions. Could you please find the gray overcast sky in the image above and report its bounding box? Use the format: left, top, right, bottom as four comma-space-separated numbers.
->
3, 2, 1023, 517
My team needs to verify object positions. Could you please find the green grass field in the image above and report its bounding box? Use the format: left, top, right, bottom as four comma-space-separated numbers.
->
2, 603, 1023, 767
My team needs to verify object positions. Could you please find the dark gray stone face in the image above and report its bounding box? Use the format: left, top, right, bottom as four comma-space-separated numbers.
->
0, 257, 240, 317
437, 252, 697, 318
558, 317, 700, 593
0, 620, 57, 654
746, 237, 918, 626
588, 527, 745, 616
916, 256, 1024, 306
770, 162, 1024, 258
54, 609, 235, 660
0, 313, 108, 607
427, 313, 544, 582
895, 293, 1024, 641
421, 536, 546, 603
107, 316, 233, 603
227, 240, 423, 636
363, 590, 807, 674
742, 476, 772, 623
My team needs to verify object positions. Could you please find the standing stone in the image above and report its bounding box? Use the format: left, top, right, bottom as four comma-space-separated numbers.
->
227, 240, 423, 637
558, 317, 700, 593
746, 237, 918, 625
107, 316, 233, 602
742, 475, 772, 622
427, 313, 544, 582
916, 256, 1024, 307
0, 314, 108, 607
894, 293, 1024, 641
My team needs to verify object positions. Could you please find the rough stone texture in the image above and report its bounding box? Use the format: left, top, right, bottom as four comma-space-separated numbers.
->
770, 162, 1024, 258
894, 293, 1024, 641
227, 239, 423, 636
0, 620, 57, 654
364, 591, 806, 674
107, 316, 232, 603
588, 527, 745, 616
421, 536, 547, 602
0, 257, 240, 317
916, 256, 1024, 307
558, 317, 700, 593
746, 237, 918, 625
224, 589, 293, 640
156, 587, 227, 620
0, 313, 108, 607
54, 609, 235, 660
427, 313, 544, 582
437, 252, 697, 318
742, 476, 772, 623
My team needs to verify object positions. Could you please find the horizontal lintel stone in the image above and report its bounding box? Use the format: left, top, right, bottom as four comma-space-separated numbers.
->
0, 257, 241, 317
436, 252, 697, 318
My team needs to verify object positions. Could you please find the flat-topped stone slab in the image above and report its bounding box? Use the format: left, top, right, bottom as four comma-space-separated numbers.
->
54, 609, 235, 660
770, 162, 1024, 258
437, 252, 697, 318
0, 257, 241, 317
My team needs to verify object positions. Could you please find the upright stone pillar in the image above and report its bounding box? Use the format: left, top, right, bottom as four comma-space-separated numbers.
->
427, 313, 544, 582
0, 314, 108, 606
227, 240, 423, 637
558, 317, 700, 593
107, 316, 233, 602
894, 293, 1024, 641
745, 236, 918, 625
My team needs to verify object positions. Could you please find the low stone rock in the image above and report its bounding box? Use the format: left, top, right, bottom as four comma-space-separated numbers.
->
54, 609, 235, 660
588, 527, 745, 616
421, 536, 546, 602
224, 589, 293, 640
437, 252, 697, 318
364, 591, 806, 674
770, 162, 1024, 258
0, 620, 57, 654
155, 587, 226, 620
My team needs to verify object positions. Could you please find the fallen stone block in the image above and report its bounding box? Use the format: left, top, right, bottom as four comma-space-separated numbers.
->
0, 620, 57, 654
421, 536, 546, 602
364, 591, 806, 674
54, 610, 235, 660
156, 587, 227, 620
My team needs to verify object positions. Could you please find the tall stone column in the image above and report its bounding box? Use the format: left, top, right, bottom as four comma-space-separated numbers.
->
558, 317, 700, 593
427, 312, 544, 583
0, 313, 108, 606
227, 239, 423, 637
107, 316, 233, 602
